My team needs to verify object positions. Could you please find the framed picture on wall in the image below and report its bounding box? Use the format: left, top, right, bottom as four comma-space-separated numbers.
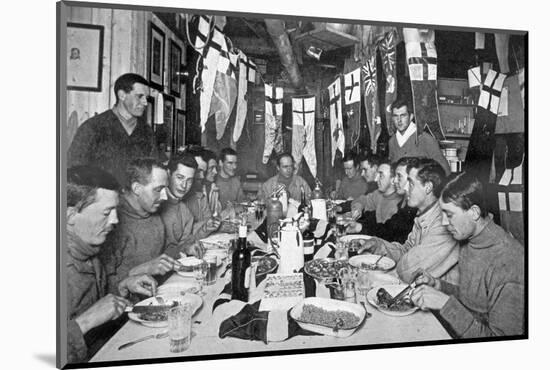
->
66, 23, 104, 91
169, 40, 182, 97
175, 109, 186, 151
148, 22, 165, 91
162, 94, 175, 152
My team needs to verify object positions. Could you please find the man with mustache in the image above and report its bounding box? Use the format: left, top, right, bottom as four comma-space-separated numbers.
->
347, 157, 417, 243
68, 73, 159, 185
410, 173, 524, 338
66, 165, 157, 364
100, 158, 181, 293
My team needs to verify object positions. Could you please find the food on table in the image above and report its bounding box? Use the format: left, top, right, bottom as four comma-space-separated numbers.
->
305, 259, 349, 281
138, 302, 178, 322
263, 274, 304, 299
349, 239, 368, 250
298, 304, 360, 329
376, 287, 415, 311
253, 256, 278, 275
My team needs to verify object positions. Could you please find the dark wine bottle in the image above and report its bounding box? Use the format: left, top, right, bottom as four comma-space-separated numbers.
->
231, 221, 251, 301
298, 186, 306, 213
302, 211, 315, 263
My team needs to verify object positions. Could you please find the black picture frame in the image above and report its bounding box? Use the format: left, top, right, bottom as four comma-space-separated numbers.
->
169, 39, 182, 97
148, 21, 165, 91
175, 109, 186, 151
66, 23, 104, 91
162, 94, 176, 152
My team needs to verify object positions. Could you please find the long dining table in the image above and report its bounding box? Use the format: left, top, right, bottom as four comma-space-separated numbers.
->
91, 231, 452, 363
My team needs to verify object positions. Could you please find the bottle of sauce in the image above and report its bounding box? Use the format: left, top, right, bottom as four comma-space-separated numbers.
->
231, 220, 251, 302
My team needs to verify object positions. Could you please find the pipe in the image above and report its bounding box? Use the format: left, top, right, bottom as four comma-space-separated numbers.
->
264, 19, 307, 93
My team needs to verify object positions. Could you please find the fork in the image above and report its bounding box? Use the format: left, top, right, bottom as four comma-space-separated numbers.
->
118, 331, 168, 350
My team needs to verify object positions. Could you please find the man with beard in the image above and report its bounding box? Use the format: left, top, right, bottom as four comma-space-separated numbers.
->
160, 152, 221, 259
411, 173, 524, 338
100, 158, 182, 292
350, 158, 403, 224
68, 73, 159, 185
347, 157, 417, 243
257, 152, 312, 203
66, 166, 157, 364
357, 158, 459, 284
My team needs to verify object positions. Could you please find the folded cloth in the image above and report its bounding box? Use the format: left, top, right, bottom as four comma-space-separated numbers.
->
218, 301, 319, 343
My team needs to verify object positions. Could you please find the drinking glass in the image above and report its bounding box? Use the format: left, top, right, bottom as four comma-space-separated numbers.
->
204, 255, 218, 285
167, 304, 192, 353
334, 241, 348, 261
355, 268, 372, 304
193, 261, 208, 296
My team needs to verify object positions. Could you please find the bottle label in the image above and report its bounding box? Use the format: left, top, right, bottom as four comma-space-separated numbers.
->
238, 225, 247, 238
304, 240, 314, 255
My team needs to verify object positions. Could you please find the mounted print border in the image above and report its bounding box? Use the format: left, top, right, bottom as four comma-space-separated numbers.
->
148, 21, 165, 91
66, 22, 104, 91
169, 39, 182, 97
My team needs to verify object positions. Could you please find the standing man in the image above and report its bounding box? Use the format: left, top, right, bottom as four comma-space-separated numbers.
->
358, 158, 458, 284
333, 151, 368, 200
411, 173, 524, 338
215, 147, 245, 209
68, 73, 159, 185
257, 152, 312, 203
99, 158, 184, 292
388, 98, 450, 175
66, 166, 157, 363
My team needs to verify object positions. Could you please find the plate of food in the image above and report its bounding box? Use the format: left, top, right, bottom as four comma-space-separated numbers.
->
157, 281, 200, 296
290, 297, 366, 337
304, 258, 349, 283
251, 255, 279, 276
128, 294, 203, 328
348, 254, 396, 271
366, 284, 418, 317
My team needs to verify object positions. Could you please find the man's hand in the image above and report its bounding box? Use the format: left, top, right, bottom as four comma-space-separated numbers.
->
75, 294, 131, 334
357, 239, 379, 254
410, 285, 450, 311
204, 217, 221, 234
183, 242, 206, 259
118, 274, 157, 297
351, 208, 362, 220
412, 269, 441, 290
346, 221, 363, 234
130, 254, 181, 276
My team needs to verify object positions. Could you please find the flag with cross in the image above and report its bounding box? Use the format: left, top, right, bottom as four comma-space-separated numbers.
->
233, 51, 250, 143
263, 83, 284, 163
465, 69, 507, 183
194, 15, 213, 56
239, 54, 257, 84
344, 67, 362, 151
292, 96, 317, 177
403, 28, 445, 141
328, 77, 344, 166
198, 27, 225, 132
362, 54, 381, 153
209, 35, 238, 140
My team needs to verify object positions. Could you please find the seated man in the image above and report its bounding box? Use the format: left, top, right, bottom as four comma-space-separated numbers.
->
332, 151, 368, 200
359, 153, 381, 195
66, 166, 157, 364
350, 158, 403, 224
358, 158, 459, 284
347, 157, 417, 243
257, 152, 312, 203
215, 147, 245, 209
202, 148, 223, 215
160, 153, 218, 258
411, 173, 524, 338
99, 158, 186, 292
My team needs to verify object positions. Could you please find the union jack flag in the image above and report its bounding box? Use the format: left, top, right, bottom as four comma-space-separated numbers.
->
379, 30, 396, 73
362, 55, 377, 96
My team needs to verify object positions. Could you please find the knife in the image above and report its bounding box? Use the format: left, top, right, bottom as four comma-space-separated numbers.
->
118, 331, 169, 350
387, 272, 425, 307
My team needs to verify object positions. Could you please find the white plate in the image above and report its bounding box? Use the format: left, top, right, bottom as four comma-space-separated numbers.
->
290, 297, 366, 338
348, 254, 396, 271
339, 234, 372, 243
366, 284, 418, 317
128, 294, 203, 328
157, 281, 200, 296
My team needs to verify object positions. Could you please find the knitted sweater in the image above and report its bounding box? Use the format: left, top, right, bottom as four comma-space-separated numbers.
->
438, 220, 525, 338
388, 132, 451, 175
337, 173, 368, 200
216, 175, 245, 209
159, 193, 196, 259
67, 109, 158, 186
358, 198, 416, 243
99, 194, 165, 292
351, 190, 402, 223
257, 174, 312, 203
373, 201, 459, 283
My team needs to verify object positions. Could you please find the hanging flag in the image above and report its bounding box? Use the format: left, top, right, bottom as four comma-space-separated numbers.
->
292, 96, 317, 177
344, 68, 361, 105
362, 54, 381, 153
518, 67, 524, 109
194, 15, 213, 55
478, 69, 507, 115
199, 28, 225, 132
239, 54, 257, 83
263, 83, 284, 163
404, 28, 445, 141
233, 51, 249, 143
208, 35, 238, 140
344, 67, 362, 150
328, 77, 344, 165
379, 29, 398, 136
494, 33, 511, 74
